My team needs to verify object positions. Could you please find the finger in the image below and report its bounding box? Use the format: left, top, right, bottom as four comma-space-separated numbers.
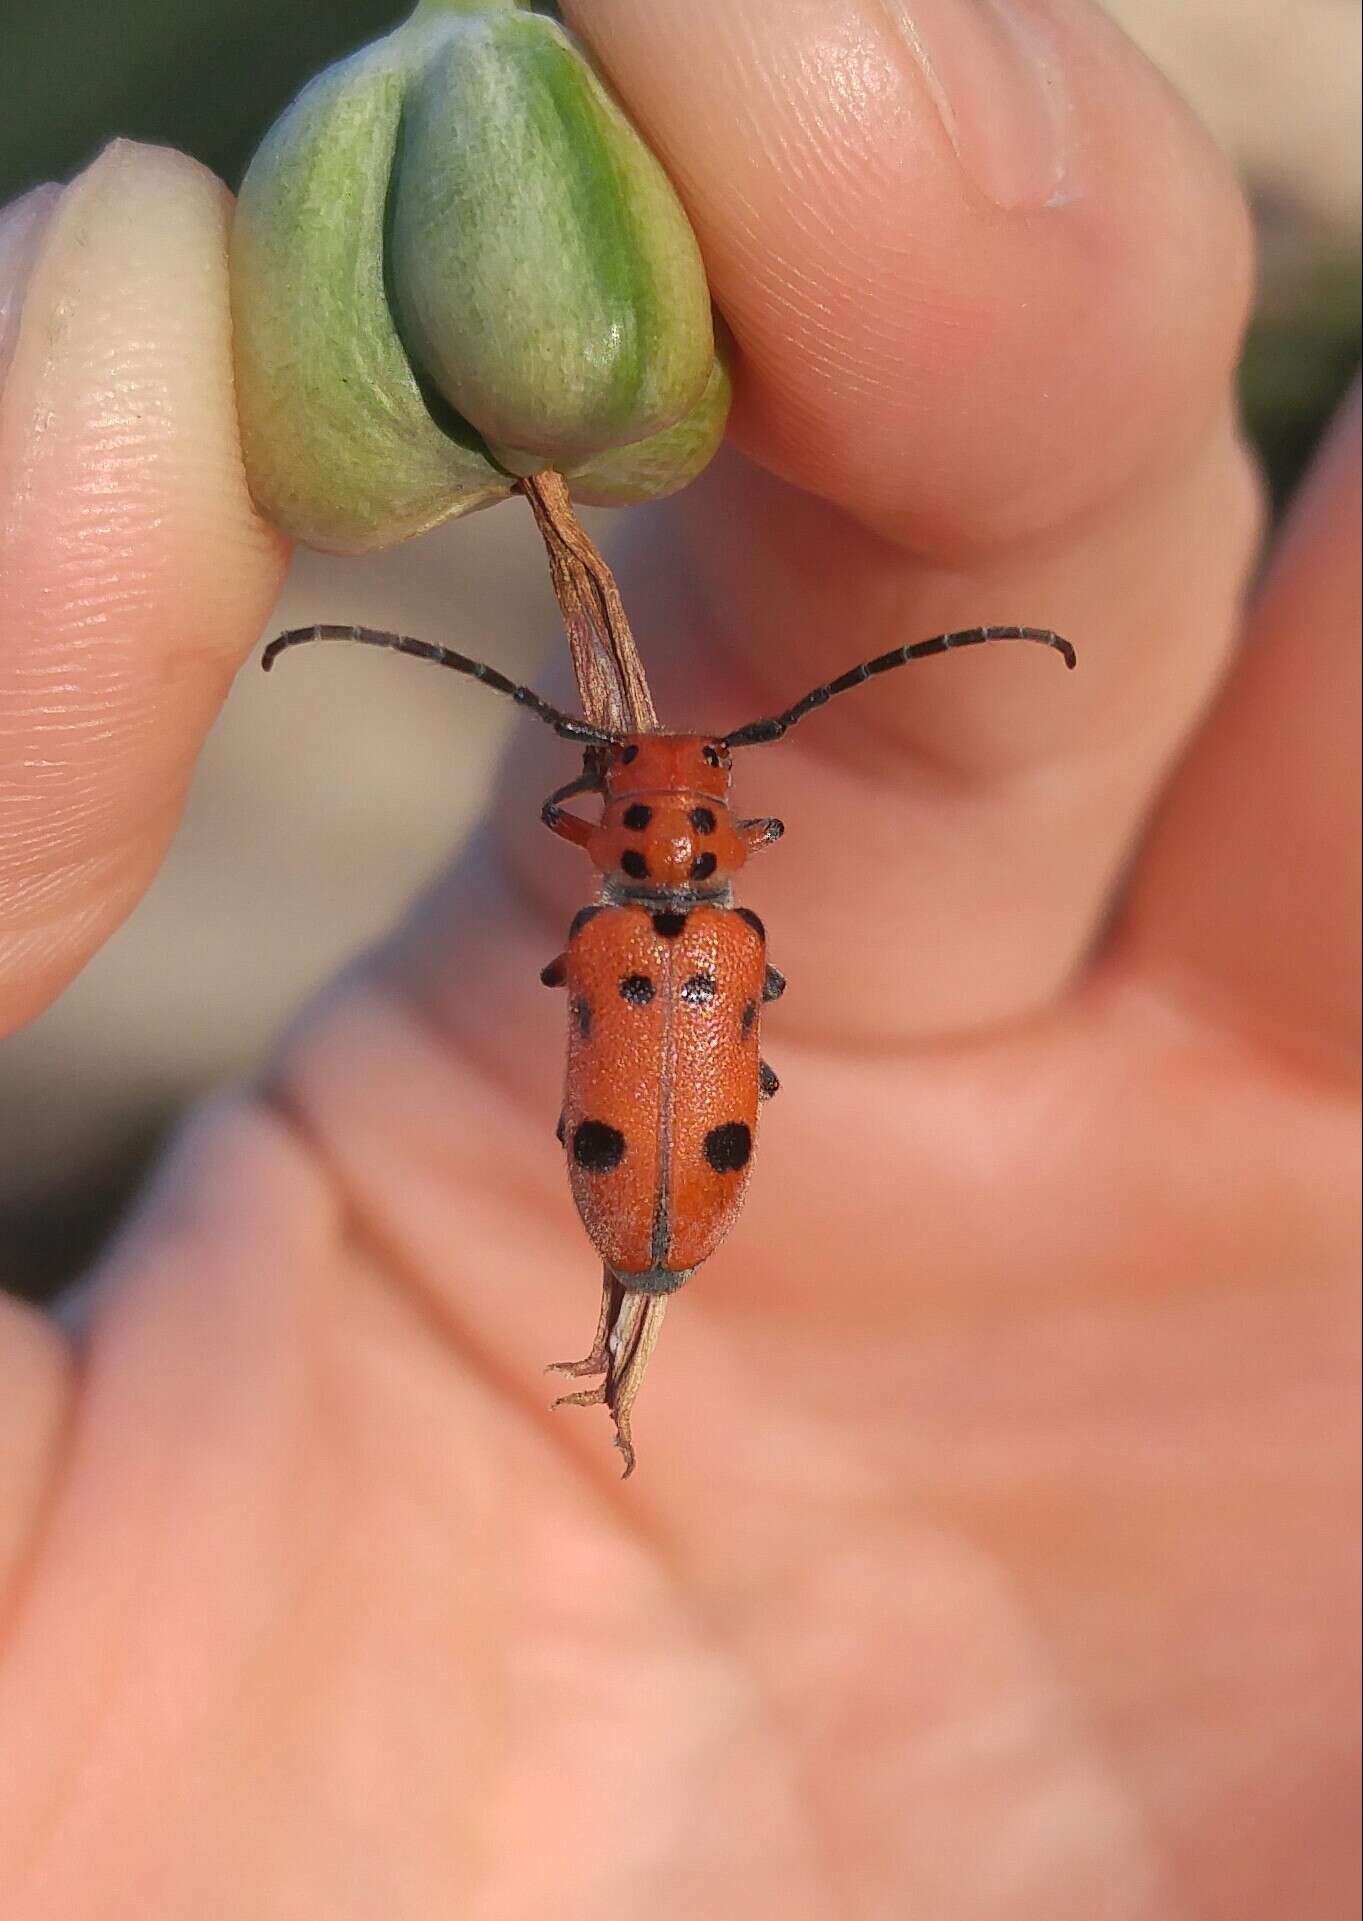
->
565, 0, 1252, 542
0, 143, 288, 1036
1123, 389, 1361, 1076
474, 0, 1263, 1041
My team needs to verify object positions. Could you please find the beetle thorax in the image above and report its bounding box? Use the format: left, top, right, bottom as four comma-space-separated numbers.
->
595, 734, 743, 897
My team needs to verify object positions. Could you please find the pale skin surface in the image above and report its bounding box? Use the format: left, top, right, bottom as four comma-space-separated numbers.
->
0, 0, 1358, 1914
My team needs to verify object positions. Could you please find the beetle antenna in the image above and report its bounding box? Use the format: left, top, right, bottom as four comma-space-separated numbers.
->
721, 625, 1076, 748
262, 624, 619, 746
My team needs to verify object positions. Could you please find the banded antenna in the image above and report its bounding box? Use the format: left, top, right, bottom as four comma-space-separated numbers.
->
262, 625, 618, 747
721, 626, 1076, 749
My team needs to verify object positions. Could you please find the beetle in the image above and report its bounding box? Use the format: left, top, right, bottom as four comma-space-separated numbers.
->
263, 621, 1074, 1452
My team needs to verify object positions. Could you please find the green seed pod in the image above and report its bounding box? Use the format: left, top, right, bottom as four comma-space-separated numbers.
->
390, 6, 713, 474
563, 346, 732, 508
231, 35, 511, 554
231, 0, 727, 553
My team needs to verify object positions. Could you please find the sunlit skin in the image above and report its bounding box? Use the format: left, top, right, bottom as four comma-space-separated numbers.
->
0, 1, 1358, 1917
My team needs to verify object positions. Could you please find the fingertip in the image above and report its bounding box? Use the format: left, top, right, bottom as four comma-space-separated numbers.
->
0, 141, 290, 1030
565, 0, 1253, 547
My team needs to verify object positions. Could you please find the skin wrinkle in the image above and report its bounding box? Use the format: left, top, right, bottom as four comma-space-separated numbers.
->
0, 816, 173, 926
265, 1064, 573, 1483
709, 411, 1254, 725
1121, 907, 1363, 1102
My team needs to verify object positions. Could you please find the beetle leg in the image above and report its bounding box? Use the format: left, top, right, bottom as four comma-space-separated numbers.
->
542, 769, 601, 848
543, 809, 594, 850
539, 953, 567, 987
763, 963, 786, 1002
737, 816, 785, 855
759, 1060, 780, 1099
548, 1276, 665, 1476
547, 1268, 613, 1380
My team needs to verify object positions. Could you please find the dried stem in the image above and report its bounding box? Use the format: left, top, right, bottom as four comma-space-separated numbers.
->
517, 469, 657, 735
521, 469, 666, 1475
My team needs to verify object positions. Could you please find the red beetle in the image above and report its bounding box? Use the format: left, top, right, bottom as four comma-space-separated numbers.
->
264, 622, 1074, 1450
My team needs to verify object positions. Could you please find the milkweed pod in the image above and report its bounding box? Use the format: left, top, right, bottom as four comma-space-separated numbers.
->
230, 0, 726, 553
230, 34, 512, 553
563, 347, 732, 508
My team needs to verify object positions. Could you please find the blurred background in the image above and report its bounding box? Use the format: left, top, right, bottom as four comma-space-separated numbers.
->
1, 0, 1359, 1301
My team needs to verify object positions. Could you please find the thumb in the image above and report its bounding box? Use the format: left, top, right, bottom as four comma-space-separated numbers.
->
0, 142, 288, 1035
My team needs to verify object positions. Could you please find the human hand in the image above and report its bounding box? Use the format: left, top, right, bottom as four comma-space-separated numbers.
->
0, 2, 1357, 1916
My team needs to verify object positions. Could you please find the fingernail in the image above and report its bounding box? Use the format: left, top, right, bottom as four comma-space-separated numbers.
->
882, 0, 1072, 210
0, 184, 62, 392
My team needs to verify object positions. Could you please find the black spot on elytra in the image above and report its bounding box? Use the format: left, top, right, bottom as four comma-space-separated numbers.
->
690, 852, 718, 882
620, 849, 649, 881
652, 910, 688, 938
619, 973, 655, 1005
704, 1121, 752, 1174
623, 802, 652, 831
760, 1060, 780, 1099
573, 1120, 626, 1172
740, 999, 758, 1038
569, 904, 604, 940
573, 997, 592, 1038
736, 907, 766, 942
681, 972, 716, 1007
763, 965, 786, 1002
539, 956, 565, 987
690, 806, 717, 835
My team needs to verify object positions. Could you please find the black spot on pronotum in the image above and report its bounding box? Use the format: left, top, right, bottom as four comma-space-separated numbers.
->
539, 956, 565, 987
619, 973, 655, 1005
652, 910, 688, 938
569, 904, 604, 940
622, 803, 652, 831
681, 972, 717, 1007
618, 744, 640, 765
760, 1060, 780, 1099
702, 745, 722, 768
620, 849, 649, 881
690, 806, 717, 835
690, 852, 718, 882
704, 1121, 752, 1174
574, 997, 592, 1038
763, 965, 786, 1002
741, 999, 758, 1038
573, 1120, 626, 1172
736, 906, 766, 941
